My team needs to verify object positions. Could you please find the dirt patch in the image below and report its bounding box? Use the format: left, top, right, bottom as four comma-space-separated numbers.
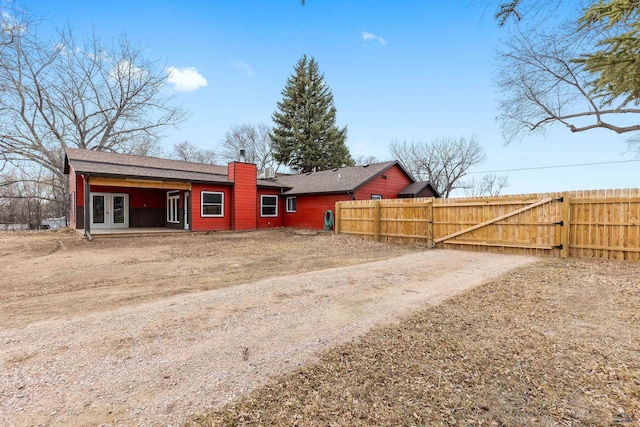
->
0, 229, 534, 426
188, 258, 640, 427
0, 228, 417, 328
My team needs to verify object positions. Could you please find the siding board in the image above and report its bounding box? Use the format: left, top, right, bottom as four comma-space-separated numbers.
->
191, 184, 232, 231
229, 163, 257, 230
257, 189, 283, 229
285, 194, 353, 230
353, 164, 412, 200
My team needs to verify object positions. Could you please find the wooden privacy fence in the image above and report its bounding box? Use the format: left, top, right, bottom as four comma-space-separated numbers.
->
334, 188, 640, 261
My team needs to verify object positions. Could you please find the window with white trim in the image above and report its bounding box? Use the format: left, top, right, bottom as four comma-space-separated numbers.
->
371, 194, 383, 200
286, 196, 296, 213
261, 195, 278, 217
201, 191, 224, 217
167, 191, 180, 223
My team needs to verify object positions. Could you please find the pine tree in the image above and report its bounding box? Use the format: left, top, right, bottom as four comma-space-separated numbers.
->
576, 0, 640, 107
271, 55, 353, 173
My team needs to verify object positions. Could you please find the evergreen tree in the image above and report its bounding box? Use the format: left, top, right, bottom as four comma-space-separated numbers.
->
576, 0, 640, 107
271, 55, 353, 173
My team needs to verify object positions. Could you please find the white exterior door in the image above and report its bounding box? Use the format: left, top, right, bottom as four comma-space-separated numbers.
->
183, 192, 190, 230
111, 194, 128, 228
90, 192, 129, 229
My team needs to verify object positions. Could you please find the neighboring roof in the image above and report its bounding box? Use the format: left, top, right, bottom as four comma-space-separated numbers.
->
276, 161, 413, 195
64, 148, 230, 184
398, 181, 441, 198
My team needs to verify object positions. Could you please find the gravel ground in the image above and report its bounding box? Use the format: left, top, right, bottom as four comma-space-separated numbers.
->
0, 248, 534, 426
190, 258, 640, 427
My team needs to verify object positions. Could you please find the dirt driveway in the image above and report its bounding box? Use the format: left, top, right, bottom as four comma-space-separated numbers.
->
0, 229, 535, 426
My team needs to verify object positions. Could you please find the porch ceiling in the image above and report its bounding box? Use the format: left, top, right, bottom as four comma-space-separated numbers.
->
90, 176, 190, 190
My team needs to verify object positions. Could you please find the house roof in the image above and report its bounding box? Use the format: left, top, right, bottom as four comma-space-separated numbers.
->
398, 181, 441, 198
64, 148, 230, 184
275, 161, 413, 195
63, 149, 414, 194
256, 179, 288, 189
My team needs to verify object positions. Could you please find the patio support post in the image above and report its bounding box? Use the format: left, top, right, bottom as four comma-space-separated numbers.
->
83, 174, 91, 237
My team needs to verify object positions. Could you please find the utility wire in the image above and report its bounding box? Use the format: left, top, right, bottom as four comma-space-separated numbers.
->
469, 158, 640, 174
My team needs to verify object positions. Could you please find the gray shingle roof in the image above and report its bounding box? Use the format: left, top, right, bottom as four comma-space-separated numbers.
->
275, 161, 411, 195
64, 148, 230, 184
256, 179, 288, 188
63, 149, 411, 194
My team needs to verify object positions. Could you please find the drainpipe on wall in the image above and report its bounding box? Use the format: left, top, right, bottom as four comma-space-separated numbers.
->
229, 184, 234, 231
347, 191, 356, 200
83, 174, 92, 240
280, 188, 285, 228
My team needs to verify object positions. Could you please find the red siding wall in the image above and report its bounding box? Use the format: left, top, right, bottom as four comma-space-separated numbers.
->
353, 164, 412, 200
191, 183, 232, 231
76, 175, 84, 206
85, 185, 166, 208
284, 193, 353, 230
76, 178, 172, 209
257, 188, 284, 229
229, 162, 257, 230
283, 165, 412, 230
77, 179, 187, 209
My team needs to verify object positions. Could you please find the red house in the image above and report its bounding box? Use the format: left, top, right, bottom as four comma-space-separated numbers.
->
63, 148, 439, 235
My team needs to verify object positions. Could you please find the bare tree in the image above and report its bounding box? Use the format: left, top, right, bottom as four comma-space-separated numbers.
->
626, 137, 640, 158
171, 141, 217, 164
496, 29, 640, 145
1, 2, 41, 52
354, 155, 379, 166
463, 173, 510, 197
220, 123, 279, 171
389, 135, 486, 198
0, 7, 187, 224
0, 165, 65, 228
0, 15, 187, 184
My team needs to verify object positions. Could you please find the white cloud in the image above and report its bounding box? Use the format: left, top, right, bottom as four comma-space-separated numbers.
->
167, 66, 208, 92
361, 31, 386, 45
233, 61, 254, 76
109, 60, 147, 82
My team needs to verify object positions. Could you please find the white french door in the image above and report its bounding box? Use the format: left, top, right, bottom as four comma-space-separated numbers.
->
90, 193, 129, 229
183, 192, 190, 230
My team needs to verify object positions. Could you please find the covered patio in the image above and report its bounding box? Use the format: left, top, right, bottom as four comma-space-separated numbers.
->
77, 227, 190, 238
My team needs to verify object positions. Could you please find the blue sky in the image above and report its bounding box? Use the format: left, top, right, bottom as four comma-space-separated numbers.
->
22, 0, 639, 195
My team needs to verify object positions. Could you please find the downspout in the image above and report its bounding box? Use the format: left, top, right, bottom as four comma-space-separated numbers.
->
230, 185, 234, 231
347, 191, 356, 200
229, 163, 235, 231
83, 174, 92, 241
281, 188, 286, 228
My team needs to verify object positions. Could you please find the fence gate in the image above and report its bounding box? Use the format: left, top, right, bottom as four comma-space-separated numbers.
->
433, 194, 569, 257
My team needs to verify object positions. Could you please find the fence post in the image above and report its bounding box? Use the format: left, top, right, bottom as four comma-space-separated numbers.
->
335, 202, 341, 234
430, 198, 435, 247
561, 191, 570, 258
374, 200, 381, 242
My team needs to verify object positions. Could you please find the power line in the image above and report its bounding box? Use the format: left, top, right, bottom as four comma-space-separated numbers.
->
469, 158, 640, 174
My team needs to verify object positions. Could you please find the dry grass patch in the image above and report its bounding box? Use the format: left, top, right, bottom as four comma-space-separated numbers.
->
187, 258, 640, 427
